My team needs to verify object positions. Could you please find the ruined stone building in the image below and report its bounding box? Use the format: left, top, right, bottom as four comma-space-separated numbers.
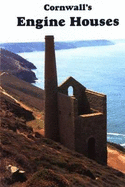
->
44, 36, 107, 165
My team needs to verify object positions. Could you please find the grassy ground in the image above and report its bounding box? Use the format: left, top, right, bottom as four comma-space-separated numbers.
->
1, 126, 125, 187
0, 72, 44, 111
1, 73, 125, 187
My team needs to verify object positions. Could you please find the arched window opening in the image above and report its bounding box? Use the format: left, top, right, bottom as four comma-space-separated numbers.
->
88, 137, 95, 160
68, 86, 74, 96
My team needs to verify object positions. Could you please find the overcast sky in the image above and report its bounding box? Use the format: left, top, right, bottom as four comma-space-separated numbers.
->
1, 0, 124, 43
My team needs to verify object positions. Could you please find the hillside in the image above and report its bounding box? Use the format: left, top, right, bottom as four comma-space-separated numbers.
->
0, 48, 37, 83
0, 40, 114, 53
0, 91, 125, 187
0, 73, 125, 186
0, 72, 44, 111
0, 72, 45, 131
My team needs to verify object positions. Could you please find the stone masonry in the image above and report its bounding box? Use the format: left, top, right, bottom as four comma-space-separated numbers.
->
44, 35, 107, 165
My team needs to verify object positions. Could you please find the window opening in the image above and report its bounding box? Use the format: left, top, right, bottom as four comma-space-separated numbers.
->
68, 86, 74, 96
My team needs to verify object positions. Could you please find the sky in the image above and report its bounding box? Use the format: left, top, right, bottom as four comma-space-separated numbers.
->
0, 0, 125, 43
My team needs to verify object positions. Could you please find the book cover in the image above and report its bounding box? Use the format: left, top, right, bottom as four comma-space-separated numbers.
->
0, 0, 125, 185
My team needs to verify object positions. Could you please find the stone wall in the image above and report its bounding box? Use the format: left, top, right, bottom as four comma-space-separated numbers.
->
59, 77, 90, 115
85, 89, 106, 114
44, 36, 107, 165
58, 80, 107, 165
58, 92, 78, 150
75, 112, 107, 164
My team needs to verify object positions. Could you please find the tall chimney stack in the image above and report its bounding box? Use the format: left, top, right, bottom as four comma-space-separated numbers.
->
44, 35, 59, 141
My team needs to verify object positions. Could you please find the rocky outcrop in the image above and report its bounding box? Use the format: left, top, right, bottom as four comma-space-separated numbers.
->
0, 48, 37, 83
14, 70, 37, 83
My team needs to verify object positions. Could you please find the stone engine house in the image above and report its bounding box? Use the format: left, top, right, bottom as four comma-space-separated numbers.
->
44, 35, 107, 165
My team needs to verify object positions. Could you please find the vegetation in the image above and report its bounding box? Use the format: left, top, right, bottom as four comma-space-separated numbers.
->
0, 92, 125, 186
0, 72, 44, 111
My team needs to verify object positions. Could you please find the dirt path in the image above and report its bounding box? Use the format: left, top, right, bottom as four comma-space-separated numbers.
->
0, 86, 33, 111
0, 72, 8, 76
0, 86, 44, 122
107, 147, 125, 173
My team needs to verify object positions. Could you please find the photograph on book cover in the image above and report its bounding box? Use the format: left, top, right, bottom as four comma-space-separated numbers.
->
0, 0, 125, 185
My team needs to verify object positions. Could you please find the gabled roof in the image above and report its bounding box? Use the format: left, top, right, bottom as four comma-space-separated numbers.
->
59, 76, 86, 90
